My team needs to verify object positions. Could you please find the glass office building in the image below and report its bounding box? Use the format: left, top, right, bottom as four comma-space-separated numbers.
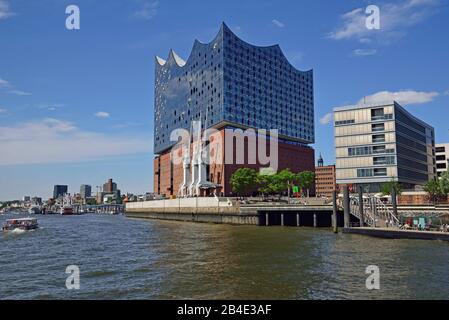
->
154, 23, 314, 154
334, 102, 436, 193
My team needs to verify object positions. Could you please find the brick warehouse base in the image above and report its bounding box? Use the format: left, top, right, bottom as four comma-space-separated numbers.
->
153, 128, 315, 197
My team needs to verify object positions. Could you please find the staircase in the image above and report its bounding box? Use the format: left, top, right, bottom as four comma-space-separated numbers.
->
349, 195, 399, 228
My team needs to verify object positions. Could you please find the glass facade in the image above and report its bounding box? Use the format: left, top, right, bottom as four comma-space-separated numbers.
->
154, 23, 314, 154
334, 102, 436, 191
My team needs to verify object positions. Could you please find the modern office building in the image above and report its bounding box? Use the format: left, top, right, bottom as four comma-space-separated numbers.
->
334, 101, 436, 193
53, 185, 68, 199
80, 185, 92, 199
153, 23, 315, 196
436, 143, 449, 177
315, 154, 337, 198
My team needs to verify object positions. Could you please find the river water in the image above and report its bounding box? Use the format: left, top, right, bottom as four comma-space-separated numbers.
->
1, 213, 448, 300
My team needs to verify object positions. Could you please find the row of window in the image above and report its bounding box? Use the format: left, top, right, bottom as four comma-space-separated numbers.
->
357, 168, 388, 177
348, 145, 395, 156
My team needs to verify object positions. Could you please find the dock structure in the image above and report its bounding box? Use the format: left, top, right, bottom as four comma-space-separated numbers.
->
125, 198, 345, 228
72, 204, 125, 215
343, 227, 449, 242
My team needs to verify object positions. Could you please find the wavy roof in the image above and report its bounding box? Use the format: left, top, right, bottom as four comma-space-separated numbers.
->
155, 22, 311, 73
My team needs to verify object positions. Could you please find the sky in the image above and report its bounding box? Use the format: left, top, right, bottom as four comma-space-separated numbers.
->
0, 0, 448, 200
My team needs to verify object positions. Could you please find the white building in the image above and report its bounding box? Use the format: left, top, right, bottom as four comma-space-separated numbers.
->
334, 101, 436, 193
436, 143, 449, 177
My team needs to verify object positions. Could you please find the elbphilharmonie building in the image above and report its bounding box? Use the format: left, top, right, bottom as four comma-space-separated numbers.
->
153, 23, 315, 196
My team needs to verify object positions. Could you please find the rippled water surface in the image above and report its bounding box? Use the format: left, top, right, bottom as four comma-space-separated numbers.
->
1, 213, 449, 299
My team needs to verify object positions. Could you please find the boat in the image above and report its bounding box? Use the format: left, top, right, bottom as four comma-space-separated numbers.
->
2, 218, 39, 231
28, 207, 42, 215
60, 206, 74, 215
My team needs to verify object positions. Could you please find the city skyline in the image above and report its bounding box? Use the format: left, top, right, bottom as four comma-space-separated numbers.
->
1, 0, 449, 200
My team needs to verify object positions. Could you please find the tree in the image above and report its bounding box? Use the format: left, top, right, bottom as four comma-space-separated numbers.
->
297, 171, 315, 197
424, 180, 444, 204
230, 168, 258, 196
276, 169, 297, 198
257, 173, 275, 196
381, 179, 403, 196
439, 172, 449, 196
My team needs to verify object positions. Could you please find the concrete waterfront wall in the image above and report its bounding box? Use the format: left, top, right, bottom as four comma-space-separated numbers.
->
126, 198, 258, 225
343, 227, 449, 242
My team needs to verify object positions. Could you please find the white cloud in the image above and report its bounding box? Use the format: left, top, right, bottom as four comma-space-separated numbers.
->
352, 48, 377, 56
0, 78, 10, 87
0, 108, 6, 113
444, 90, 449, 96
134, 0, 158, 20
0, 118, 152, 166
0, 0, 14, 20
272, 19, 285, 28
320, 113, 333, 125
0, 77, 31, 95
358, 90, 439, 106
95, 111, 110, 118
328, 0, 440, 41
9, 89, 31, 96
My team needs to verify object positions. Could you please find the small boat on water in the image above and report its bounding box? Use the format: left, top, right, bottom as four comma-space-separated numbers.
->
2, 218, 39, 231
60, 206, 74, 215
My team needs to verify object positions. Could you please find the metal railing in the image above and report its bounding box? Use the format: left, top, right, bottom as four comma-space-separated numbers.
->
349, 195, 399, 228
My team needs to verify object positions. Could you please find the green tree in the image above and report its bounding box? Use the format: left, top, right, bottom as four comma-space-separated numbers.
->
297, 171, 315, 197
381, 179, 403, 196
276, 169, 297, 198
257, 173, 275, 196
230, 168, 258, 196
424, 179, 443, 204
439, 171, 449, 196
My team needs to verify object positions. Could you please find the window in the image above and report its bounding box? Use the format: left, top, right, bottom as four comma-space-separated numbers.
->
357, 168, 387, 177
335, 119, 355, 126
436, 147, 446, 153
373, 156, 395, 165
372, 123, 385, 132
372, 134, 386, 143
437, 163, 447, 169
436, 155, 446, 161
374, 168, 387, 176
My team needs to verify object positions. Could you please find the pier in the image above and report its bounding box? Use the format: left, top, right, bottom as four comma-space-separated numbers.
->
125, 198, 345, 228
72, 204, 125, 215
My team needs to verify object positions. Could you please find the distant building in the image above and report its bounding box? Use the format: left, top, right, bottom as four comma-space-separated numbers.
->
436, 143, 449, 177
80, 185, 92, 199
53, 185, 68, 199
315, 154, 336, 198
31, 197, 42, 205
101, 179, 120, 203
23, 196, 31, 202
103, 179, 117, 194
334, 101, 436, 193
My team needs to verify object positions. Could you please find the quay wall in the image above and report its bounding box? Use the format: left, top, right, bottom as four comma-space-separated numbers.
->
126, 198, 258, 225
343, 227, 449, 242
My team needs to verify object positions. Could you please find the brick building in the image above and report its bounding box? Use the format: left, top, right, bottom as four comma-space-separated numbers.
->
315, 155, 336, 198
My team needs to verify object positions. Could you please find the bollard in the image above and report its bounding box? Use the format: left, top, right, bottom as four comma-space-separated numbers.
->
332, 190, 338, 233
358, 186, 364, 227
391, 187, 398, 222
343, 185, 350, 228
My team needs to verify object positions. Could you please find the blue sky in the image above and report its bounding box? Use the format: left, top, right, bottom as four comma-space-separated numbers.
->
0, 0, 448, 200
